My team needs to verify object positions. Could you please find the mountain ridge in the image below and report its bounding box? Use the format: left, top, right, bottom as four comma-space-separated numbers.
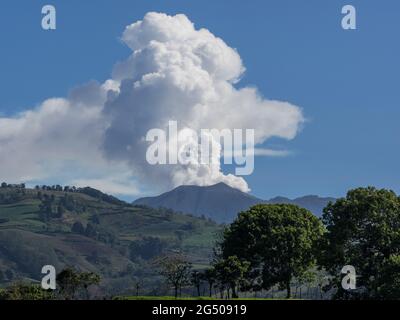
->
134, 183, 336, 223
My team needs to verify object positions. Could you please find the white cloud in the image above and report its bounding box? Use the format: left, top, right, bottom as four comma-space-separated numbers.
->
0, 12, 304, 195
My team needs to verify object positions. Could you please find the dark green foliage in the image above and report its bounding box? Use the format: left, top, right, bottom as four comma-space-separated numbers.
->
320, 187, 400, 299
220, 204, 324, 298
202, 268, 217, 297
0, 283, 54, 300
0, 183, 25, 189
57, 268, 101, 299
213, 256, 250, 298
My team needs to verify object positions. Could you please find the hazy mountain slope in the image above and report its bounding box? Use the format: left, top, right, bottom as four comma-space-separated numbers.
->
0, 186, 221, 295
134, 183, 266, 223
134, 183, 335, 222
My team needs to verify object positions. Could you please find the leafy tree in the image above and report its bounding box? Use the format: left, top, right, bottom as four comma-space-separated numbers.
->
57, 268, 100, 300
57, 268, 81, 299
320, 187, 400, 299
191, 270, 202, 296
156, 254, 192, 298
78, 272, 101, 299
220, 204, 324, 298
202, 268, 217, 297
213, 256, 250, 298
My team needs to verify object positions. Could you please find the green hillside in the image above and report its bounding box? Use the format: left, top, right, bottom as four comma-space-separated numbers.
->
0, 186, 221, 296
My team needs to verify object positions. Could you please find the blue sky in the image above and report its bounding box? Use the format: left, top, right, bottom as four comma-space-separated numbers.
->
0, 0, 399, 200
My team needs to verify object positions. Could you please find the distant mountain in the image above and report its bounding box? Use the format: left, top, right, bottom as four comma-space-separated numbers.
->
268, 195, 336, 217
134, 183, 265, 223
134, 183, 336, 223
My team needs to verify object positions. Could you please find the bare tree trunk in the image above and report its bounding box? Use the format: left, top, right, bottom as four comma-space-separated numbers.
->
286, 281, 291, 299
231, 284, 238, 299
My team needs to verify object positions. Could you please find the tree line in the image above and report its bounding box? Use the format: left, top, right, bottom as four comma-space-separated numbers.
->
157, 187, 400, 300
0, 268, 100, 300
1, 185, 400, 300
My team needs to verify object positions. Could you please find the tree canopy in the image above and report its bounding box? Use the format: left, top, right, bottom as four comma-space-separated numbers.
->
320, 187, 400, 299
220, 204, 324, 298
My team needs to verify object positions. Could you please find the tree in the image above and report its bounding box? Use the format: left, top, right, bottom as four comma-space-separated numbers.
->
156, 254, 192, 298
57, 268, 100, 300
202, 268, 217, 297
320, 187, 400, 299
220, 204, 324, 298
57, 268, 81, 300
213, 256, 250, 298
191, 270, 202, 297
78, 272, 101, 299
